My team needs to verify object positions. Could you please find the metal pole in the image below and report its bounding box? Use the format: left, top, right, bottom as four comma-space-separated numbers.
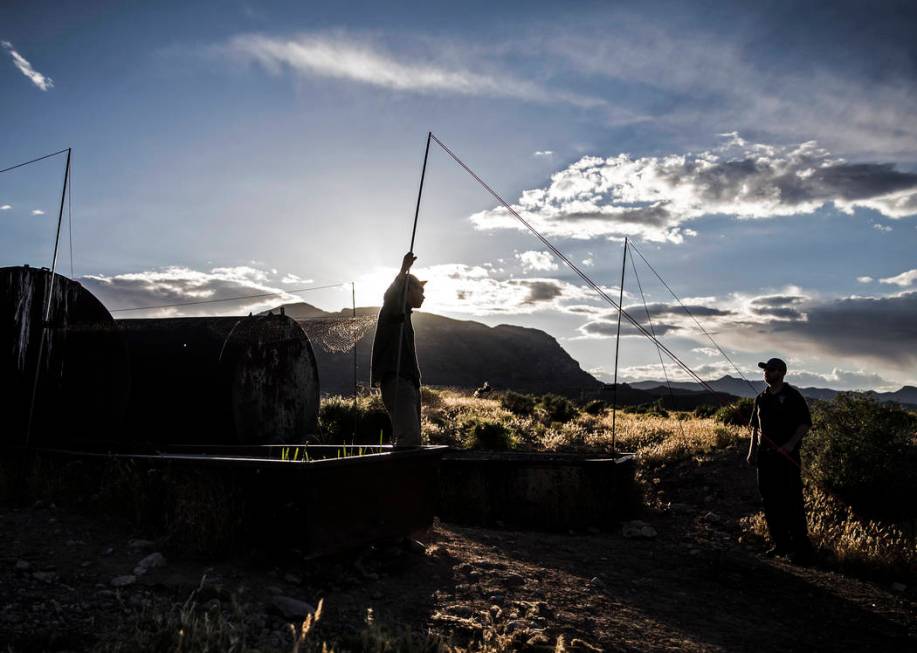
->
391, 132, 432, 441
351, 281, 358, 439
611, 237, 627, 454
25, 147, 71, 447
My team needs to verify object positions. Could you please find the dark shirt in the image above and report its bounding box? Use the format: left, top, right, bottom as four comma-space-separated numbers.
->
749, 383, 812, 451
370, 274, 421, 388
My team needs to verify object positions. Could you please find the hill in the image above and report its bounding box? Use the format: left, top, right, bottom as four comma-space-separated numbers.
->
633, 376, 917, 407
268, 302, 602, 396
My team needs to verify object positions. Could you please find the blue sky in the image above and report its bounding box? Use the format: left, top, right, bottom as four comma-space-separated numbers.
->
2, 0, 916, 390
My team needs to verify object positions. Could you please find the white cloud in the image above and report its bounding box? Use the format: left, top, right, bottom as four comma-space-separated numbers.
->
786, 368, 897, 392
281, 273, 315, 285
468, 135, 917, 243
516, 250, 558, 272
856, 276, 874, 284
357, 262, 590, 317
0, 204, 11, 210
880, 269, 917, 287
226, 33, 603, 107
872, 223, 893, 232
31, 209, 45, 216
82, 266, 302, 317
1, 41, 53, 91
692, 347, 720, 357
581, 254, 594, 266
534, 150, 554, 157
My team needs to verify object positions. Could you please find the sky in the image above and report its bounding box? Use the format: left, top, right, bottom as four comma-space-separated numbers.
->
2, 0, 916, 391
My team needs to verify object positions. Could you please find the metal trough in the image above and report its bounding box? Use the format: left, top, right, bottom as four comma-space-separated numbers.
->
1, 444, 445, 558
438, 450, 638, 531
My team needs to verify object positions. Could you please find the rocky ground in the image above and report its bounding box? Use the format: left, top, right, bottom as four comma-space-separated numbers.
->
1, 447, 914, 652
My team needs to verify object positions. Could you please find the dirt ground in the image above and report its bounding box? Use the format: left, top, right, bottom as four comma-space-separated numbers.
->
1, 447, 914, 652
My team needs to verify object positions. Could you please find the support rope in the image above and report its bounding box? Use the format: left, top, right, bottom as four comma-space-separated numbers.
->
0, 148, 70, 175
430, 133, 720, 397
628, 241, 758, 395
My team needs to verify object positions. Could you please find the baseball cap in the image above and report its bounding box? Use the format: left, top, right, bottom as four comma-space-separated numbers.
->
758, 358, 787, 372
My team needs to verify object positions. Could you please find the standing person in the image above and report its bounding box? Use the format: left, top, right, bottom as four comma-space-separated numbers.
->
746, 357, 814, 564
371, 252, 426, 447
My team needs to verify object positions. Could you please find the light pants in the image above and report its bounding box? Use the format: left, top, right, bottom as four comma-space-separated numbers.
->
380, 377, 422, 447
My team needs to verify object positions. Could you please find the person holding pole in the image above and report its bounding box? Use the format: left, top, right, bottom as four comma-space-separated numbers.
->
371, 252, 426, 447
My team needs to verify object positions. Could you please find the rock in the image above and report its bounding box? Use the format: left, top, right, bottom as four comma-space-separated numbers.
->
527, 633, 552, 646
891, 582, 907, 592
570, 637, 603, 651
111, 575, 136, 587
14, 560, 30, 571
622, 521, 657, 539
269, 596, 315, 621
137, 552, 167, 571
489, 594, 505, 604
504, 572, 526, 587
101, 547, 114, 557
283, 573, 301, 585
588, 576, 605, 589
127, 539, 154, 550
703, 511, 720, 523
33, 571, 57, 582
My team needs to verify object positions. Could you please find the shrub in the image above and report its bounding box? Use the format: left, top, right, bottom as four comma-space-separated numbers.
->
462, 417, 514, 450
319, 395, 392, 444
583, 399, 607, 415
420, 385, 444, 409
623, 400, 669, 418
803, 394, 916, 521
538, 394, 579, 423
693, 404, 717, 419
500, 390, 537, 416
715, 397, 754, 426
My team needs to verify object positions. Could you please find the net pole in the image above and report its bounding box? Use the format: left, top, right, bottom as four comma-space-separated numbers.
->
25, 147, 71, 447
611, 237, 627, 454
351, 281, 358, 439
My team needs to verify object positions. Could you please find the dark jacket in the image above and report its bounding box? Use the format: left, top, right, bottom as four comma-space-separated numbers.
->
370, 274, 421, 388
749, 383, 812, 452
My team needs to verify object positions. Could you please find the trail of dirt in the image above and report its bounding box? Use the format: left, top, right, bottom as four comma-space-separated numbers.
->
1, 448, 914, 651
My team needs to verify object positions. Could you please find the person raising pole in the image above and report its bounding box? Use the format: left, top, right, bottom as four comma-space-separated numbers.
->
371, 252, 426, 447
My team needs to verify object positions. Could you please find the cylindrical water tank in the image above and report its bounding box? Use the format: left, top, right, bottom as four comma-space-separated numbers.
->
0, 265, 130, 447
118, 315, 320, 445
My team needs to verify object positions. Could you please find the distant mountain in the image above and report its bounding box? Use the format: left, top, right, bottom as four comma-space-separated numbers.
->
632, 376, 917, 407
266, 303, 602, 396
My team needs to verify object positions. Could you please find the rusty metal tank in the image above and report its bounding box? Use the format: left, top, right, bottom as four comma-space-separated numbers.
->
0, 265, 129, 446
118, 315, 320, 445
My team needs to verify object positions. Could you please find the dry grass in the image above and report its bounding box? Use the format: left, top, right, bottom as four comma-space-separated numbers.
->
421, 388, 744, 461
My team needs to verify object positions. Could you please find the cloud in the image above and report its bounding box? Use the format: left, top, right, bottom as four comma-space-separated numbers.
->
541, 20, 917, 158
578, 319, 680, 339
225, 33, 603, 107
693, 347, 720, 357
534, 150, 554, 157
872, 223, 893, 232
0, 204, 11, 210
358, 262, 589, 317
468, 136, 917, 243
879, 269, 917, 287
857, 276, 874, 284
31, 209, 45, 216
786, 368, 896, 392
82, 266, 302, 317
730, 291, 917, 373
516, 250, 558, 272
281, 273, 315, 285
2, 41, 53, 91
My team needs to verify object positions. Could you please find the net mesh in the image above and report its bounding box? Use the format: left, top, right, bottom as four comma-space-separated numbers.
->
296, 315, 378, 353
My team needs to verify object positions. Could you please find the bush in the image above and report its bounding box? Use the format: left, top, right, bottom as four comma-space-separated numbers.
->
462, 417, 514, 450
500, 390, 537, 416
538, 394, 579, 423
803, 394, 916, 521
319, 395, 392, 444
583, 399, 607, 415
623, 400, 669, 418
693, 404, 717, 419
715, 397, 754, 426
